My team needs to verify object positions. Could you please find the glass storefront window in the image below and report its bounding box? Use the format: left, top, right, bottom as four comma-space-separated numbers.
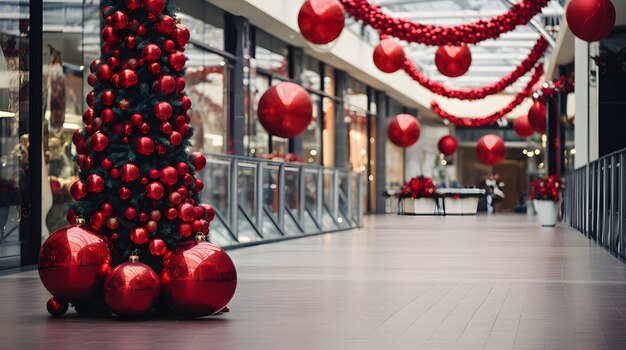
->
302, 55, 321, 91
302, 94, 321, 164
250, 74, 270, 157
177, 1, 225, 51
255, 30, 289, 78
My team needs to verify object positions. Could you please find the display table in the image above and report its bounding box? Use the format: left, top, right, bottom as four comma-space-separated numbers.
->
437, 188, 486, 215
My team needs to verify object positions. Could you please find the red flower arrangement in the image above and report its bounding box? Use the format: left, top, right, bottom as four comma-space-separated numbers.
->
400, 176, 437, 199
529, 175, 564, 202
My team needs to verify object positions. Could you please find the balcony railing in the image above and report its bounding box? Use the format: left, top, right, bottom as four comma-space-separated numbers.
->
563, 148, 626, 260
197, 153, 364, 248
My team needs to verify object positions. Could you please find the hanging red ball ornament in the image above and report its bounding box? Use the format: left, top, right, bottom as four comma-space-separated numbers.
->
201, 204, 216, 222
172, 24, 191, 48
175, 162, 189, 176
130, 227, 149, 245
154, 102, 173, 120
136, 136, 155, 155
86, 174, 105, 193
194, 206, 205, 220
38, 222, 111, 302
527, 100, 547, 134
111, 11, 129, 30
298, 0, 345, 45
103, 257, 160, 318
148, 62, 161, 75
513, 114, 535, 138
192, 152, 206, 171
70, 181, 88, 201
438, 135, 458, 156
119, 69, 138, 88
110, 168, 120, 180
88, 73, 97, 87
476, 134, 506, 166
257, 82, 313, 138
156, 15, 175, 34
160, 122, 173, 134
150, 239, 167, 256
120, 164, 141, 182
142, 44, 161, 61
75, 155, 92, 170
566, 0, 615, 42
435, 45, 472, 78
373, 39, 406, 73
146, 182, 165, 200
90, 59, 100, 72
387, 114, 420, 148
168, 51, 186, 71
102, 25, 120, 45
160, 166, 179, 186
140, 123, 151, 134
143, 0, 165, 13
46, 297, 68, 317
160, 238, 237, 317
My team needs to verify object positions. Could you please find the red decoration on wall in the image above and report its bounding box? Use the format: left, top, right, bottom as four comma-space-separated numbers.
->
373, 38, 405, 73
513, 115, 535, 138
430, 65, 544, 127
566, 0, 615, 42
387, 114, 421, 148
438, 135, 458, 156
527, 100, 547, 134
403, 37, 549, 100
435, 45, 472, 78
257, 82, 313, 138
338, 0, 549, 46
298, 0, 345, 45
476, 135, 506, 166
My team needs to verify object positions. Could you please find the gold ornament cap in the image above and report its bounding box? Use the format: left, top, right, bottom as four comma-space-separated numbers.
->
74, 216, 86, 224
129, 251, 139, 263
195, 233, 206, 242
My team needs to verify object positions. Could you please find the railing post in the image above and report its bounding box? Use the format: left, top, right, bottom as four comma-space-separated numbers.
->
256, 162, 263, 230
278, 164, 285, 232
230, 159, 239, 237
619, 153, 625, 259
358, 172, 364, 227
346, 171, 353, 225
298, 168, 305, 225
333, 170, 339, 220
317, 168, 323, 224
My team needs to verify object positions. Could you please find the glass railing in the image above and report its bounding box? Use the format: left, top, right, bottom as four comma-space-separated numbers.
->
197, 153, 364, 248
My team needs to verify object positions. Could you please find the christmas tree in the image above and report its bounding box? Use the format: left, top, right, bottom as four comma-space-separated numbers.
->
69, 0, 211, 270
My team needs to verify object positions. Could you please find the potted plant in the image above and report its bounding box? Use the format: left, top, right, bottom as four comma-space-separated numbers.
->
529, 175, 563, 227
399, 176, 437, 215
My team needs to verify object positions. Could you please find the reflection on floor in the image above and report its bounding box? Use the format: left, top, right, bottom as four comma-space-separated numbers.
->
2, 214, 626, 349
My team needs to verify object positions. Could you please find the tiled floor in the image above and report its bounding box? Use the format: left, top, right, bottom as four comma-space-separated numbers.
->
2, 214, 626, 349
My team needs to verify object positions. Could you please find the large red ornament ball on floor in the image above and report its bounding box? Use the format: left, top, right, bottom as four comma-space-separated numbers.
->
513, 115, 535, 138
476, 134, 506, 166
257, 82, 313, 138
373, 39, 406, 73
438, 135, 458, 156
435, 45, 472, 78
46, 297, 69, 317
103, 257, 160, 318
38, 222, 111, 302
387, 114, 420, 148
566, 0, 615, 42
160, 237, 237, 317
298, 0, 345, 45
528, 100, 547, 134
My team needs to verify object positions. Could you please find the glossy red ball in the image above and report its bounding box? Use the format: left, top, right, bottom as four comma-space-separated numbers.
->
154, 101, 173, 120
102, 25, 120, 45
514, 114, 535, 138
166, 208, 178, 220
125, 0, 141, 11
146, 181, 165, 200
257, 82, 313, 138
201, 204, 216, 222
136, 136, 155, 155
46, 297, 68, 317
160, 240, 237, 317
86, 91, 95, 107
143, 0, 165, 13
176, 162, 189, 176
119, 187, 132, 200
103, 260, 160, 317
169, 131, 182, 146
298, 0, 345, 45
160, 166, 178, 186
111, 11, 128, 30
141, 123, 151, 134
168, 51, 186, 71
70, 181, 88, 200
158, 75, 176, 94
373, 39, 405, 73
142, 44, 161, 61
566, 0, 615, 42
178, 223, 192, 237
101, 202, 114, 216
88, 212, 103, 229
161, 122, 173, 134
438, 135, 458, 157
178, 203, 195, 222
106, 216, 120, 230
163, 39, 176, 53
476, 134, 506, 166
119, 69, 138, 88
387, 114, 420, 148
100, 91, 115, 106
149, 209, 162, 222
38, 224, 111, 301
124, 207, 137, 220
169, 191, 182, 205
528, 100, 547, 134
86, 174, 105, 193
126, 36, 137, 49
96, 64, 113, 82
435, 45, 472, 78
150, 239, 167, 256
120, 163, 140, 182
195, 179, 204, 192
192, 152, 206, 171
156, 15, 175, 34
100, 108, 115, 124
175, 77, 186, 92
130, 227, 149, 245
172, 24, 190, 48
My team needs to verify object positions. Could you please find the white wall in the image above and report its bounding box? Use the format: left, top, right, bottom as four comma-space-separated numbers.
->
404, 123, 454, 185
574, 39, 600, 168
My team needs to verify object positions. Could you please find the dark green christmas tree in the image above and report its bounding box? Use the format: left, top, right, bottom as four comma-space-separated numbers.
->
69, 0, 213, 271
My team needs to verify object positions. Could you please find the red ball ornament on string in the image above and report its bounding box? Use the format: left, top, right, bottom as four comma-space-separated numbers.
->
144, 0, 165, 13
160, 238, 237, 317
46, 297, 69, 317
130, 227, 149, 245
38, 221, 111, 302
298, 0, 345, 45
160, 166, 179, 186
476, 134, 506, 166
258, 82, 313, 138
181, 96, 192, 110
169, 191, 182, 206
136, 136, 155, 155
103, 256, 160, 318
146, 182, 165, 201
175, 77, 186, 92
120, 164, 140, 182
86, 91, 95, 107
513, 114, 535, 138
387, 114, 420, 148
566, 0, 615, 42
163, 39, 176, 53
150, 239, 167, 256
166, 208, 178, 220
119, 69, 138, 88
70, 181, 88, 201
373, 39, 406, 73
438, 135, 458, 156
435, 45, 472, 78
169, 51, 186, 71
195, 179, 204, 192
86, 174, 105, 193
528, 100, 547, 134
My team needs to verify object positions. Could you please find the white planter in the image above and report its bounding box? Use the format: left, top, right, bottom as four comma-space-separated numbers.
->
413, 198, 437, 215
443, 197, 480, 215
534, 200, 558, 227
401, 198, 414, 214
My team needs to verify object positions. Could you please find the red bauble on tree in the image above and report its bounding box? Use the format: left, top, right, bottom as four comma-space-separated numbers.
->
144, 0, 165, 13
70, 181, 88, 200
120, 163, 141, 182
373, 39, 406, 73
438, 135, 458, 156
119, 69, 138, 88
160, 236, 237, 317
146, 182, 165, 200
387, 114, 420, 148
160, 166, 178, 186
528, 100, 547, 134
136, 136, 156, 155
86, 174, 105, 193
257, 82, 313, 138
90, 131, 109, 152
38, 221, 111, 303
513, 114, 535, 138
103, 255, 160, 318
142, 44, 162, 61
130, 227, 149, 245
192, 152, 206, 171
435, 45, 472, 78
298, 0, 345, 45
154, 101, 173, 120
476, 134, 506, 166
172, 24, 191, 48
566, 0, 615, 42
149, 238, 167, 256
169, 51, 186, 71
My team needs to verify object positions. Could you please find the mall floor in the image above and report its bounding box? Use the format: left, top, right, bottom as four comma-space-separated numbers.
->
2, 214, 626, 350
